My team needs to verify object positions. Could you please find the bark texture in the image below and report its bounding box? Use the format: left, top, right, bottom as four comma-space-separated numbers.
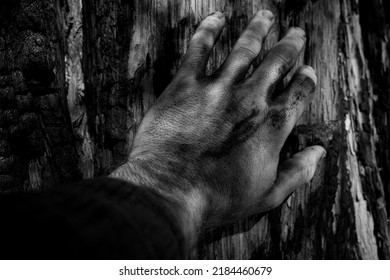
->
0, 0, 389, 259
0, 0, 81, 192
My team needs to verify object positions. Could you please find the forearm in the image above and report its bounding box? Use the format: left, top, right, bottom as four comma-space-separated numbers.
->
110, 159, 207, 252
0, 177, 185, 259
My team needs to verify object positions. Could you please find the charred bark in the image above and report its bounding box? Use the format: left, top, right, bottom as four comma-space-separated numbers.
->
0, 0, 81, 192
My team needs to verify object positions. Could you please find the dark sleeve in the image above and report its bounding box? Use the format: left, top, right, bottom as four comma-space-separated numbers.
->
0, 177, 185, 259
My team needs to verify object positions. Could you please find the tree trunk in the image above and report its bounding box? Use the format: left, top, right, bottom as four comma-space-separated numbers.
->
0, 0, 81, 192
0, 0, 389, 259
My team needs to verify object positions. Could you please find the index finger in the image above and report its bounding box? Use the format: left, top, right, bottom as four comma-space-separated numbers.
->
179, 12, 226, 77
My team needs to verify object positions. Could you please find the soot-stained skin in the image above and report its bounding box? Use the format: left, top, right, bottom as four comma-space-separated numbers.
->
266, 109, 288, 130
111, 10, 325, 250
205, 108, 261, 158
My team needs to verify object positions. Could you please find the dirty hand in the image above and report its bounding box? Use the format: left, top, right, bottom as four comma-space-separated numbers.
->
111, 10, 326, 250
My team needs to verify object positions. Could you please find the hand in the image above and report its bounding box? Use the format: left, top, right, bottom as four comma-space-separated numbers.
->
111, 10, 325, 251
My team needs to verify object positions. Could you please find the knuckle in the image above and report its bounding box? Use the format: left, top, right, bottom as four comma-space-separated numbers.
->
235, 40, 260, 59
188, 43, 211, 58
169, 75, 198, 95
282, 74, 317, 108
282, 87, 310, 110
266, 108, 288, 130
273, 45, 296, 66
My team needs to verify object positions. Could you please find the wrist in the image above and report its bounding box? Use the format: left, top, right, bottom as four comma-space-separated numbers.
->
109, 158, 208, 251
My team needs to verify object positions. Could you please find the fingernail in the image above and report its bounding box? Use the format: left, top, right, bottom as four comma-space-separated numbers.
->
287, 27, 306, 39
208, 11, 224, 19
261, 10, 274, 21
305, 65, 315, 72
299, 66, 317, 85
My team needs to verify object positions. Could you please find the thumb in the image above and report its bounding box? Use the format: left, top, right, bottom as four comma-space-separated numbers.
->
271, 145, 326, 205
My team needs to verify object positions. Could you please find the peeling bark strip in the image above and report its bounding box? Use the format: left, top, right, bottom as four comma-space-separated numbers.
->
1, 0, 389, 259
65, 0, 94, 178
